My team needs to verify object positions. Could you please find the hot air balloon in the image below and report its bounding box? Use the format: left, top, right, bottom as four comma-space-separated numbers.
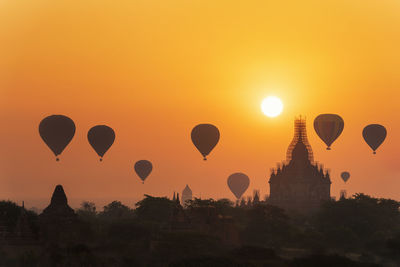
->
134, 160, 153, 183
341, 171, 350, 183
87, 125, 115, 161
363, 124, 387, 154
227, 173, 250, 199
191, 124, 220, 160
314, 114, 344, 150
39, 115, 76, 161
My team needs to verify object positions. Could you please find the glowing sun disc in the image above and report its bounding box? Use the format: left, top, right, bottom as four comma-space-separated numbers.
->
261, 96, 283, 117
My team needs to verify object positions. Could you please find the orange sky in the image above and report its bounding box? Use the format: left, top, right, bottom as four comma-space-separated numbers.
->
1, 0, 399, 209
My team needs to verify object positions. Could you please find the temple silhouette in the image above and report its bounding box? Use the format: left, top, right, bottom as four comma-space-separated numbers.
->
268, 117, 331, 214
39, 185, 82, 244
181, 185, 192, 206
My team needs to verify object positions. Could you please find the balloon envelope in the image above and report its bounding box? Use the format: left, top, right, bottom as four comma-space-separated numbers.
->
227, 173, 250, 199
134, 160, 153, 183
363, 124, 387, 154
341, 171, 350, 183
191, 124, 220, 160
314, 114, 344, 150
87, 125, 115, 160
39, 115, 75, 160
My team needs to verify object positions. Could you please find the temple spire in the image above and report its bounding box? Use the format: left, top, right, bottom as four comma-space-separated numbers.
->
286, 117, 314, 163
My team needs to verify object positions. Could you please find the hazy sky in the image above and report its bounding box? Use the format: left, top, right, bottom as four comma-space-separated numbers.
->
1, 0, 399, 209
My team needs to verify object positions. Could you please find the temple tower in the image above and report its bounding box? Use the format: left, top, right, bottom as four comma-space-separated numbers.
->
181, 185, 193, 207
39, 185, 79, 243
268, 117, 331, 214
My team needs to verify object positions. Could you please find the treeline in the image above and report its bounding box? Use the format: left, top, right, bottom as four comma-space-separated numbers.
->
0, 194, 399, 266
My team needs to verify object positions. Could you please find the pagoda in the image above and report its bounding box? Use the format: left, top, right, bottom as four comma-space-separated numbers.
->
39, 185, 79, 243
268, 117, 331, 214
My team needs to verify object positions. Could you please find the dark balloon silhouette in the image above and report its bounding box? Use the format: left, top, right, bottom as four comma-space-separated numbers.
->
341, 171, 350, 183
227, 173, 250, 199
134, 160, 153, 184
314, 114, 344, 150
363, 124, 387, 154
191, 124, 220, 160
87, 125, 115, 161
39, 115, 76, 161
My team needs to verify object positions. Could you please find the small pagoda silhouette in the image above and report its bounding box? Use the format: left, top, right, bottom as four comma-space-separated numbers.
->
39, 185, 79, 243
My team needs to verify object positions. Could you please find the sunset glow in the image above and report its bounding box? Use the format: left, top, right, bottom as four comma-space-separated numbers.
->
0, 0, 399, 209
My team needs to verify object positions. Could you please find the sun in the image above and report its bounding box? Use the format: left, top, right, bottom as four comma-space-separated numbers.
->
261, 96, 283, 118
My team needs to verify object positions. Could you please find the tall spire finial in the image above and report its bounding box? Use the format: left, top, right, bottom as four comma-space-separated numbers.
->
286, 117, 314, 163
